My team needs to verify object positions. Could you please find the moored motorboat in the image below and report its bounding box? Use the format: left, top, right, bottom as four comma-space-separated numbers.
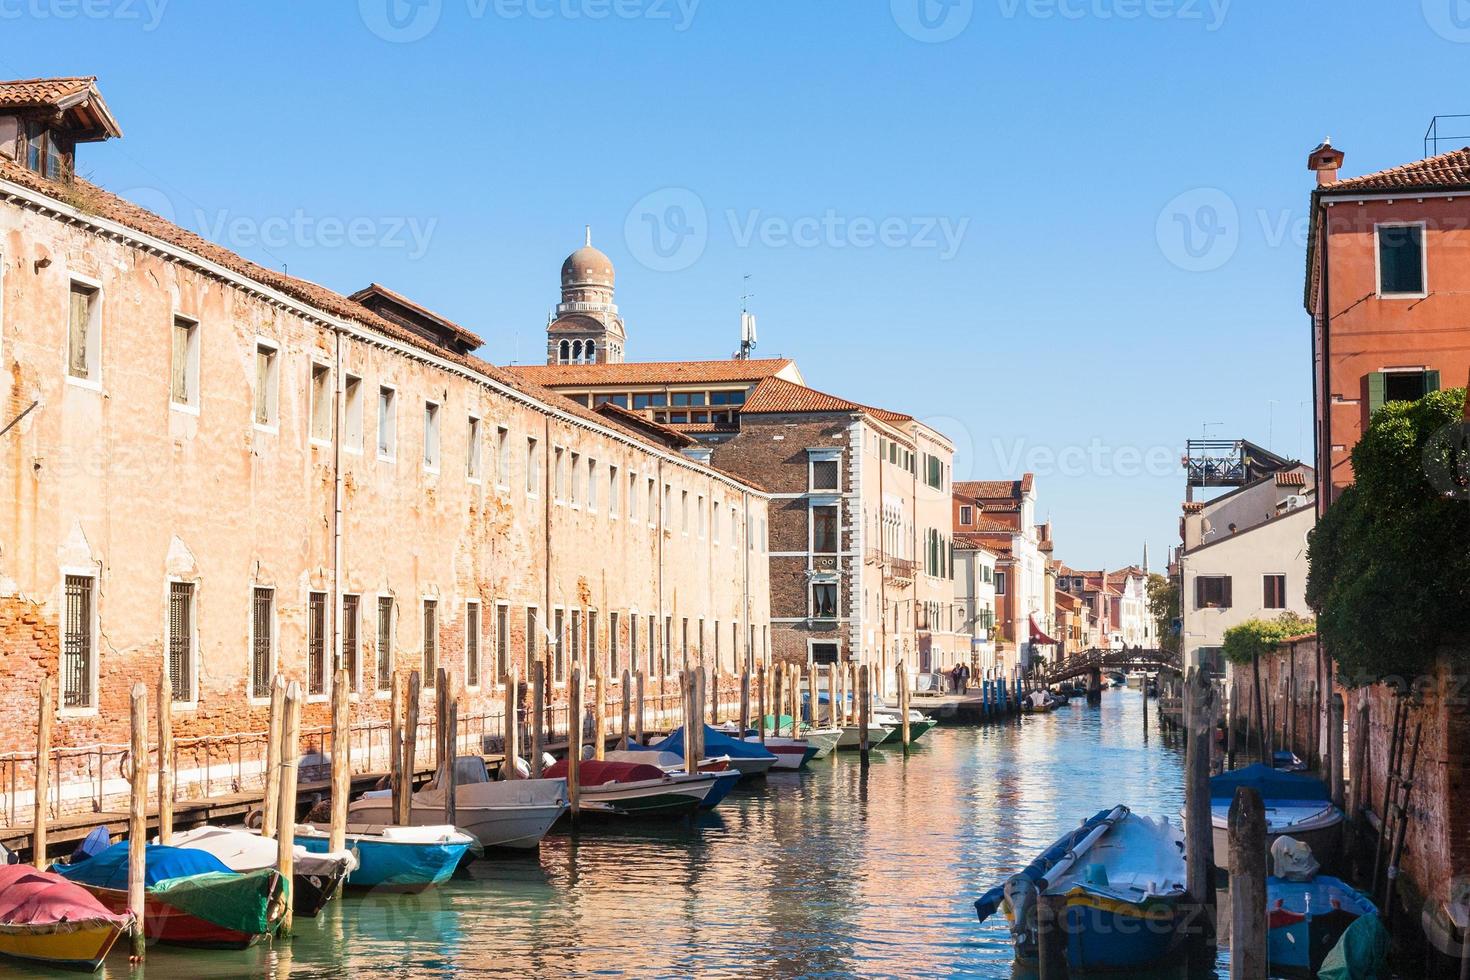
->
834, 722, 892, 748
295, 823, 473, 893
1267, 874, 1377, 976
872, 707, 937, 742
746, 736, 818, 770
641, 726, 778, 778
975, 805, 1189, 972
603, 750, 741, 810
348, 757, 568, 851
545, 759, 716, 817
54, 842, 284, 949
1205, 765, 1344, 870
168, 825, 354, 918
0, 864, 131, 971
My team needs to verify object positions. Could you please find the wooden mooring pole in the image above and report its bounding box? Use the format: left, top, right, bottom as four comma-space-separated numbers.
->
390, 671, 404, 817
635, 670, 646, 745
756, 663, 767, 744
435, 668, 449, 770
594, 669, 607, 762
531, 660, 545, 778
329, 668, 351, 855
276, 681, 302, 937
128, 683, 148, 962
262, 675, 285, 838
898, 660, 911, 751
503, 664, 520, 778
772, 667, 784, 741
401, 670, 421, 825
569, 667, 583, 822
33, 680, 51, 864
739, 669, 750, 736
1036, 892, 1069, 980
157, 668, 174, 845
443, 698, 458, 830
682, 670, 697, 775
620, 669, 632, 750
858, 665, 871, 765
1328, 692, 1345, 810
1183, 668, 1216, 929
1228, 786, 1267, 980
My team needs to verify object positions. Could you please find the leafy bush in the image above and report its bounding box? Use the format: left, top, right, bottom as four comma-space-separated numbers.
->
1221, 613, 1316, 666
1306, 387, 1470, 681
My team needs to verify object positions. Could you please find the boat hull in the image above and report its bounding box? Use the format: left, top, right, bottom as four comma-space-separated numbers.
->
0, 922, 126, 971
1208, 811, 1343, 871
1061, 892, 1188, 971
835, 724, 891, 748
578, 776, 714, 818
755, 738, 819, 770
292, 862, 350, 918
348, 798, 567, 851
296, 834, 467, 893
81, 884, 275, 950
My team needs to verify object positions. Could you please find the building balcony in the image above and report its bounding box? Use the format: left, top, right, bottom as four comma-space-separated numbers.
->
865, 550, 915, 584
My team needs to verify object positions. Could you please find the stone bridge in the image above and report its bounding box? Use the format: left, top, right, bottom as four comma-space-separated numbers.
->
1040, 647, 1181, 687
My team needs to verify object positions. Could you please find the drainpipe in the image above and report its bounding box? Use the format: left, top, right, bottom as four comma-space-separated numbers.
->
1318, 204, 1332, 514
544, 416, 552, 670
332, 329, 344, 676
657, 457, 664, 674
743, 490, 750, 671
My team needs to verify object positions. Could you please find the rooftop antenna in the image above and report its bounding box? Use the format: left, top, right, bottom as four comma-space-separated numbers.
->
585, 224, 592, 247
734, 274, 758, 360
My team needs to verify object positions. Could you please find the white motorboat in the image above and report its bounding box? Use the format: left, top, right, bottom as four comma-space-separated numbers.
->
348, 757, 568, 851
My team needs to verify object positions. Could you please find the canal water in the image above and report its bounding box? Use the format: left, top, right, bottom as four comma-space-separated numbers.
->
43, 688, 1229, 979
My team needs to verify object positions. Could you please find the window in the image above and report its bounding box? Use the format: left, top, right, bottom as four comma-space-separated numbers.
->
308, 591, 328, 696
664, 615, 672, 674
570, 452, 581, 504
1377, 223, 1426, 297
253, 342, 278, 426
67, 281, 101, 384
1195, 575, 1232, 610
423, 402, 441, 471
466, 601, 481, 688
588, 610, 598, 667
630, 615, 639, 675
553, 609, 566, 681
571, 609, 582, 668
995, 571, 1007, 596
959, 505, 972, 525
495, 604, 510, 680
1263, 575, 1286, 610
496, 427, 510, 487
681, 490, 689, 533
811, 582, 838, 619
554, 448, 567, 500
423, 600, 439, 681
812, 505, 839, 554
609, 465, 620, 517
467, 417, 482, 481
812, 642, 839, 666
662, 484, 672, 526
924, 453, 945, 490
526, 438, 539, 495
62, 574, 95, 709
649, 479, 657, 525
681, 618, 690, 666
251, 587, 274, 699
610, 611, 620, 674
344, 376, 363, 451
377, 386, 397, 459
588, 459, 598, 511
629, 472, 639, 521
342, 594, 360, 693
526, 607, 539, 667
648, 614, 657, 676
811, 457, 840, 492
1368, 369, 1441, 417
163, 582, 195, 703
712, 500, 720, 544
697, 495, 706, 538
376, 597, 393, 692
730, 622, 738, 672
170, 316, 199, 409
306, 364, 331, 443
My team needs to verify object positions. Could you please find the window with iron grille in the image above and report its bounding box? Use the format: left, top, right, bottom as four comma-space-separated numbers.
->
63, 575, 94, 708
167, 582, 194, 702
376, 597, 393, 691
308, 591, 327, 696
342, 594, 359, 692
610, 611, 620, 675
553, 609, 566, 682
423, 600, 438, 683
496, 604, 509, 680
526, 607, 539, 666
466, 602, 481, 688
251, 587, 273, 699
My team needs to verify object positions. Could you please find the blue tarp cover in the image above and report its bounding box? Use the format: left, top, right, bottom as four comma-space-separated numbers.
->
638, 726, 777, 761
1209, 763, 1330, 802
974, 806, 1119, 924
55, 841, 233, 890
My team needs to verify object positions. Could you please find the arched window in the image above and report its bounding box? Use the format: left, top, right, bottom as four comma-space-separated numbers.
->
572, 340, 583, 362
585, 340, 596, 363
558, 339, 570, 363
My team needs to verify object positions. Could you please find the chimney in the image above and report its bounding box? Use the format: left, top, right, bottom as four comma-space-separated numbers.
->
1308, 138, 1345, 186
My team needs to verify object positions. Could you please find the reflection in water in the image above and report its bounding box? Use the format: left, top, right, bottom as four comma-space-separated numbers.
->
60, 690, 1223, 979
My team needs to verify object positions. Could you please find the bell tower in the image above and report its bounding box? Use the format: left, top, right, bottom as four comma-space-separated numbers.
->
547, 227, 627, 365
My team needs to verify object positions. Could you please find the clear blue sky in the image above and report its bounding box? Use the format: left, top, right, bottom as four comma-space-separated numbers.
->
8, 1, 1464, 569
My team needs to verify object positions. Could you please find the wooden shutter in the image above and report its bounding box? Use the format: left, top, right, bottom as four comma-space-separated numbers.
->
1367, 372, 1386, 419
1426, 369, 1441, 394
171, 320, 188, 403
68, 286, 91, 377
1221, 576, 1233, 609
1195, 577, 1206, 609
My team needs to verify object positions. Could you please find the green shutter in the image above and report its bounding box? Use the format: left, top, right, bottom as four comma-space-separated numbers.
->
1367, 372, 1386, 418
1426, 369, 1440, 393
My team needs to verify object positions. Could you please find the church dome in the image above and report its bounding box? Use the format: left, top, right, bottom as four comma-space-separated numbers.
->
561, 243, 615, 288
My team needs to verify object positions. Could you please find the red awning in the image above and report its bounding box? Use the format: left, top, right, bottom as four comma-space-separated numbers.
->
1029, 615, 1059, 646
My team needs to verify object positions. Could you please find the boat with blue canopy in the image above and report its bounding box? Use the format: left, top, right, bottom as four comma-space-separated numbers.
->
974, 804, 1190, 972
1268, 874, 1377, 976
295, 824, 473, 893
635, 726, 778, 778
1205, 764, 1344, 869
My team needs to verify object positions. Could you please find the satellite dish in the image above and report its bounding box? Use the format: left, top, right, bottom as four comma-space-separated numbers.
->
1200, 518, 1213, 534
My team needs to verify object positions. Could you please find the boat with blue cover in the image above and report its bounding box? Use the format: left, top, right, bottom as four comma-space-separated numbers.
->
636, 726, 778, 778
974, 804, 1190, 972
1267, 874, 1377, 976
294, 823, 473, 893
1205, 764, 1344, 869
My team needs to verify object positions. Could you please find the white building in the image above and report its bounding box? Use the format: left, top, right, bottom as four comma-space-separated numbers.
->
1178, 466, 1316, 673
954, 537, 998, 672
1105, 566, 1153, 648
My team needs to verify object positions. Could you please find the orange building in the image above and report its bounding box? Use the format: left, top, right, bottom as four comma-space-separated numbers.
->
1305, 141, 1470, 502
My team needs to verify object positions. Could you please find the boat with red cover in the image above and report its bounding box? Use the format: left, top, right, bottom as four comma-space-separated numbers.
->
53, 841, 284, 949
0, 864, 132, 971
544, 760, 716, 817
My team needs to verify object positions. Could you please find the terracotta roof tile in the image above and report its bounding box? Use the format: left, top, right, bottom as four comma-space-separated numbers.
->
955, 477, 1033, 502
0, 77, 120, 140
510, 358, 796, 386
1320, 147, 1470, 195
1275, 471, 1307, 487
1183, 501, 1205, 514
348, 282, 484, 351
0, 158, 760, 492
0, 77, 95, 108
739, 376, 913, 423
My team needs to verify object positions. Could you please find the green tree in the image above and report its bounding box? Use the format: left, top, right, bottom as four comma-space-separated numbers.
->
1307, 387, 1470, 681
1146, 573, 1179, 654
